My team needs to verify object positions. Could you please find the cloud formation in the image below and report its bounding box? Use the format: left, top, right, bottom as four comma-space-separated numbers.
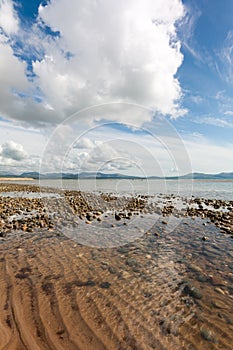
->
74, 137, 96, 149
0, 0, 186, 127
218, 31, 233, 84
0, 0, 18, 35
0, 140, 28, 161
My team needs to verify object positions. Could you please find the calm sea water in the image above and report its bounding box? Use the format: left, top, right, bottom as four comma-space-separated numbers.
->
8, 178, 233, 200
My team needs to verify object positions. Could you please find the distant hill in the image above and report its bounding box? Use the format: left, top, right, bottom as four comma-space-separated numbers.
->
1, 171, 233, 180
18, 172, 143, 179
181, 172, 233, 180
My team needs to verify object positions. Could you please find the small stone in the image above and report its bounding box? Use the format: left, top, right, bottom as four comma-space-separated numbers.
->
117, 246, 129, 253
215, 288, 225, 295
188, 264, 203, 273
182, 284, 202, 299
125, 258, 138, 267
200, 328, 215, 342
100, 282, 111, 289
196, 273, 208, 283
115, 213, 121, 221
211, 300, 227, 309
144, 292, 152, 298
108, 266, 117, 274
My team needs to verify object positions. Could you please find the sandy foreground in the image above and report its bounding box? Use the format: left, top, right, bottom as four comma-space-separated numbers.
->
0, 184, 233, 349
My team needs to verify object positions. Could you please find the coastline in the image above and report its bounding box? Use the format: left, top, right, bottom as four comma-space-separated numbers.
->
0, 178, 34, 181
0, 183, 232, 349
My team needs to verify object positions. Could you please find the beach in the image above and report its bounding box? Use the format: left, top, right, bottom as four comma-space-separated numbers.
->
0, 183, 233, 349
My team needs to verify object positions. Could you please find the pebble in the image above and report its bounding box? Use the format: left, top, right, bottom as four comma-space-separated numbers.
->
209, 276, 226, 287
214, 288, 225, 295
125, 258, 138, 267
100, 282, 111, 289
200, 328, 216, 342
188, 264, 203, 273
196, 273, 208, 283
114, 213, 121, 221
182, 283, 203, 299
211, 300, 228, 309
108, 266, 117, 274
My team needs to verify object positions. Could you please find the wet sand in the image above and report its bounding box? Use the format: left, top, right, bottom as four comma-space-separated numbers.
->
0, 184, 233, 349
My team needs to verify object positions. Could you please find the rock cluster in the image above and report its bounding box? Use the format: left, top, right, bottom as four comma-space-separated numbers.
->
0, 183, 232, 238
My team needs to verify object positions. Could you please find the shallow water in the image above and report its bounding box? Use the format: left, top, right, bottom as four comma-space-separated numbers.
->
2, 178, 233, 200
0, 215, 233, 349
0, 191, 61, 198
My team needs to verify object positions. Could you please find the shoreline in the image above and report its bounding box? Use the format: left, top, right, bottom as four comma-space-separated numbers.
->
0, 177, 233, 182
0, 182, 232, 238
0, 177, 34, 181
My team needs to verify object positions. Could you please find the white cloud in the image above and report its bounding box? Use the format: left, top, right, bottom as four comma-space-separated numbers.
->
196, 116, 233, 128
0, 140, 40, 173
68, 141, 137, 172
1, 140, 28, 161
224, 110, 233, 116
179, 2, 202, 61
0, 0, 186, 127
0, 0, 19, 35
36, 0, 186, 119
74, 137, 96, 149
184, 135, 233, 173
190, 95, 204, 104
218, 31, 233, 84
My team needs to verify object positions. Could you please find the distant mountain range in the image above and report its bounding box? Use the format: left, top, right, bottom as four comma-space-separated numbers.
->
0, 171, 233, 180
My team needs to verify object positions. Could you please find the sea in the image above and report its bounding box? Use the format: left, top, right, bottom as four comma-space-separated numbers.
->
5, 178, 233, 200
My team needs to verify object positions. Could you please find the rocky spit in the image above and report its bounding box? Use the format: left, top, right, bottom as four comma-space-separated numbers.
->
0, 183, 232, 238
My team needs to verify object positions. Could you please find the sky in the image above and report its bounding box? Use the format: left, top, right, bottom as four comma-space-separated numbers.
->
0, 0, 232, 176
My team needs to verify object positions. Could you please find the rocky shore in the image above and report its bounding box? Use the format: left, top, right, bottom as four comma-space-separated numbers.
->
0, 183, 232, 238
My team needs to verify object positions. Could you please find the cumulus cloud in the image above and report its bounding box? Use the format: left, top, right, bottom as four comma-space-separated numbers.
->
74, 137, 96, 149
0, 0, 186, 127
0, 40, 30, 119
0, 140, 39, 173
0, 0, 19, 35
1, 140, 28, 161
44, 137, 142, 174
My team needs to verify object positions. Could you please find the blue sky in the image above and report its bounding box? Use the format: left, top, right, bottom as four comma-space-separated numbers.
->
0, 0, 232, 175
